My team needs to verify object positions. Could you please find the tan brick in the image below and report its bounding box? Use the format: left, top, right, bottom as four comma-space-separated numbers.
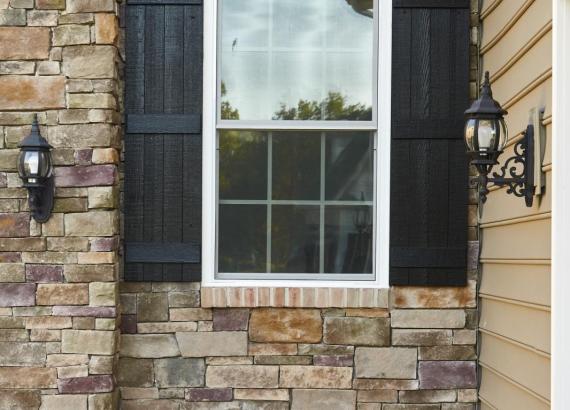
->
78, 251, 114, 264
62, 330, 116, 355
121, 334, 180, 358
37, 283, 88, 305
92, 148, 119, 164
26, 316, 72, 329
0, 76, 65, 110
66, 0, 115, 12
87, 187, 117, 209
47, 353, 89, 367
0, 27, 49, 59
53, 24, 90, 46
65, 211, 117, 236
355, 348, 417, 379
62, 45, 116, 79
234, 389, 289, 401
249, 308, 322, 343
392, 281, 477, 308
0, 367, 56, 388
170, 308, 212, 321
40, 394, 87, 410
292, 389, 356, 410
391, 309, 466, 329
57, 364, 89, 379
177, 331, 247, 357
248, 343, 297, 356
68, 93, 116, 109
89, 282, 117, 306
357, 390, 398, 403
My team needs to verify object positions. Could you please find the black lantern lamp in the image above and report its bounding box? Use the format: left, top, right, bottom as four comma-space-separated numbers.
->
465, 71, 535, 207
17, 115, 54, 222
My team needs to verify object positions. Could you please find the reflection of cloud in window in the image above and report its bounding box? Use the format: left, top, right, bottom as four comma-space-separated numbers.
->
220, 0, 374, 121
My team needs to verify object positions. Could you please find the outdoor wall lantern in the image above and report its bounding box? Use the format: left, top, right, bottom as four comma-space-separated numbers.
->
464, 71, 535, 207
17, 115, 54, 223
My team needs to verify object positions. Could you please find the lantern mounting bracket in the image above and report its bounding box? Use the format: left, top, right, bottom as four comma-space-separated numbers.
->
474, 124, 535, 207
27, 177, 54, 223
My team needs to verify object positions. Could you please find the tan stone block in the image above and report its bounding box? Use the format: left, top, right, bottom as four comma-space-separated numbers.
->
95, 318, 115, 330
66, 0, 115, 12
392, 281, 477, 308
0, 263, 24, 281
357, 390, 398, 403
206, 357, 253, 366
36, 0, 65, 9
120, 387, 159, 400
58, 364, 89, 379
47, 237, 89, 251
0, 367, 57, 388
170, 308, 212, 321
89, 355, 114, 374
0, 60, 34, 74
458, 389, 477, 402
234, 388, 289, 401
95, 13, 118, 44
176, 331, 247, 357
399, 389, 457, 403
68, 93, 116, 109
73, 317, 95, 330
87, 187, 117, 209
40, 394, 87, 410
0, 76, 65, 110
137, 292, 168, 322
248, 343, 297, 356
206, 365, 278, 388
26, 316, 72, 329
88, 392, 117, 410
53, 197, 88, 213
292, 389, 356, 410
53, 24, 90, 46
45, 341, 61, 353
62, 46, 116, 79
324, 317, 390, 346
27, 10, 58, 26
47, 353, 89, 367
59, 108, 90, 124
392, 329, 453, 346
355, 348, 417, 379
345, 308, 390, 318
0, 316, 24, 328
137, 322, 197, 333
419, 345, 476, 361
64, 264, 116, 282
453, 329, 477, 345
391, 309, 466, 329
79, 251, 114, 264
59, 12, 94, 24
65, 211, 117, 236
249, 308, 322, 343
92, 148, 119, 164
353, 379, 419, 390
0, 390, 41, 409
89, 282, 117, 306
37, 61, 60, 75
42, 212, 64, 236
0, 27, 49, 59
121, 334, 180, 358
280, 366, 352, 389
37, 284, 89, 305
22, 251, 76, 264
62, 330, 116, 355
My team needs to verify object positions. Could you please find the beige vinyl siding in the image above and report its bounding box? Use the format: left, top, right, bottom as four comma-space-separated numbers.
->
479, 0, 551, 407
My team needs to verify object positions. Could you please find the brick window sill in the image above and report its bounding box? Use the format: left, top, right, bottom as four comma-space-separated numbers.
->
201, 286, 389, 308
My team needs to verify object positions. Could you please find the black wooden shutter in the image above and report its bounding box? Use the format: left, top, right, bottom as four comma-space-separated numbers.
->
390, 0, 470, 286
124, 0, 202, 281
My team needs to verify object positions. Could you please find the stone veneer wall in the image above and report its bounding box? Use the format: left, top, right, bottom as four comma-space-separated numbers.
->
0, 1, 481, 410
0, 0, 122, 408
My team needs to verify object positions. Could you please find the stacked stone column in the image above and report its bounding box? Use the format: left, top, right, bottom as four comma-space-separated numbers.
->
0, 0, 122, 408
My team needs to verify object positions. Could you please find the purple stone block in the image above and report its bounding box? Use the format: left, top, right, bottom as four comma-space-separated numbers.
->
58, 375, 113, 394
213, 309, 249, 331
0, 213, 29, 237
186, 388, 233, 402
54, 165, 116, 187
313, 355, 354, 367
74, 149, 93, 165
53, 306, 116, 317
419, 361, 477, 389
90, 237, 117, 252
0, 283, 35, 307
26, 264, 63, 283
120, 314, 137, 334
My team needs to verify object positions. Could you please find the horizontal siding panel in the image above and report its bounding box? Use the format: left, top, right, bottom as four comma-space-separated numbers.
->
479, 366, 550, 410
480, 262, 550, 306
480, 297, 550, 353
502, 76, 551, 135
482, 0, 551, 73
482, 164, 551, 224
480, 332, 550, 399
481, 217, 550, 260
490, 31, 552, 107
481, 0, 531, 47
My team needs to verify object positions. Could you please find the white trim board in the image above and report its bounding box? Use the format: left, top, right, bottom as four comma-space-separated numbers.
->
552, 0, 570, 407
202, 0, 392, 288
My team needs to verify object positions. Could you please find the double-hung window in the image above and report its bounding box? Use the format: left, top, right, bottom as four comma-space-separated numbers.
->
203, 0, 391, 286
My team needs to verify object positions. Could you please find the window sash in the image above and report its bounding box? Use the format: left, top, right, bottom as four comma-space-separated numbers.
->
202, 0, 392, 288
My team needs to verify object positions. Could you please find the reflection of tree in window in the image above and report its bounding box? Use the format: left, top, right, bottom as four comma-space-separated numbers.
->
273, 92, 372, 121
220, 81, 239, 120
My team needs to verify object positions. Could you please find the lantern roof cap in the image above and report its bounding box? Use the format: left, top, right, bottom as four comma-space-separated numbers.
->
464, 71, 508, 117
18, 114, 52, 150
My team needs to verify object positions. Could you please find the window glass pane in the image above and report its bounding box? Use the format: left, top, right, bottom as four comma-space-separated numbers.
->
219, 130, 267, 200
219, 205, 267, 272
325, 132, 374, 201
325, 206, 373, 273
271, 205, 320, 273
272, 132, 321, 200
219, 0, 374, 121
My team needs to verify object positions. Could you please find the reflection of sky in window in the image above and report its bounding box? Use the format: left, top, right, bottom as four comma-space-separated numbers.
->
220, 0, 374, 121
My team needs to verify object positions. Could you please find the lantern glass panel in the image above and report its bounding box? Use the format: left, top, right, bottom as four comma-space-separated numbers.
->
464, 118, 477, 151
497, 117, 508, 151
18, 150, 51, 179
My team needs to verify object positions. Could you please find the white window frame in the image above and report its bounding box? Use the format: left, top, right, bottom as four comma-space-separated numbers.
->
202, 0, 392, 288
